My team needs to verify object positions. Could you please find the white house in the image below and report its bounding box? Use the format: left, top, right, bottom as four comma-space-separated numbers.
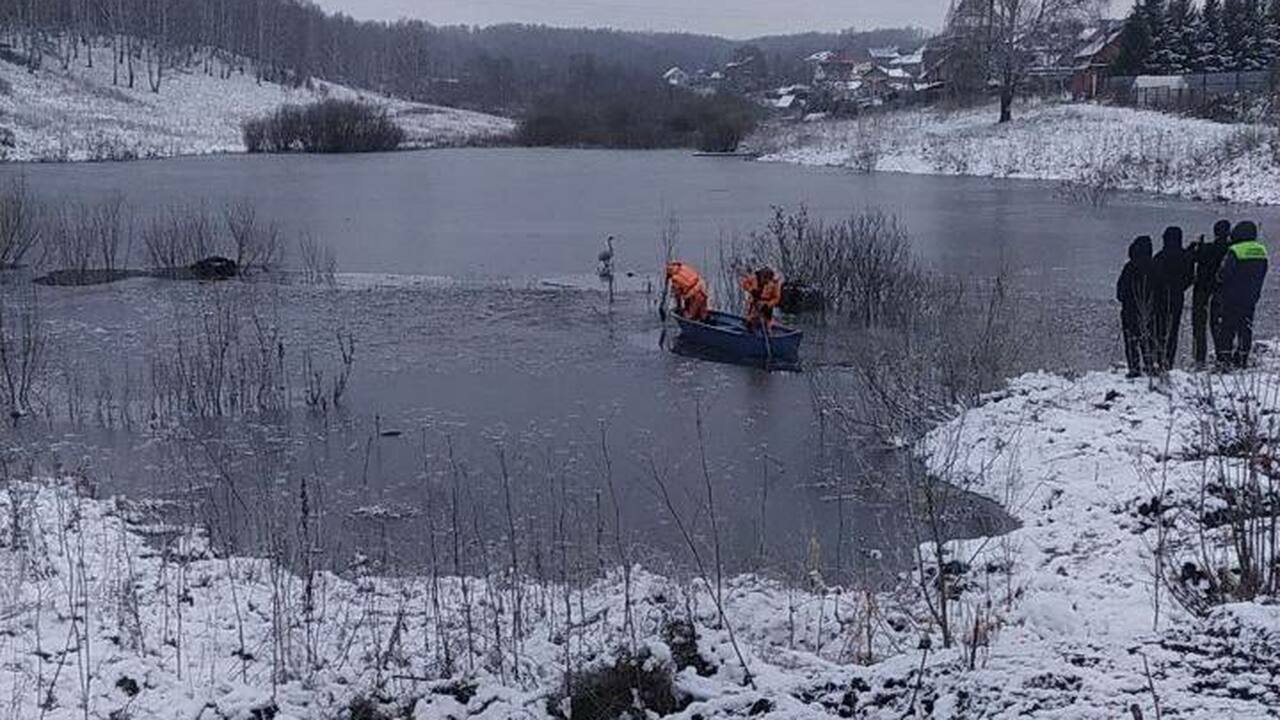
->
663, 67, 690, 87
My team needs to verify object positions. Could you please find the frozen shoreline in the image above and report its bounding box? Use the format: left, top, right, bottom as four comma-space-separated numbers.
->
3, 352, 1280, 718
746, 102, 1280, 207
0, 51, 515, 163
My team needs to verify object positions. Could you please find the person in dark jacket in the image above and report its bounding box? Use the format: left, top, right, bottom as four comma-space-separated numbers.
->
1212, 221, 1268, 369
1152, 226, 1194, 371
1117, 236, 1158, 378
1191, 220, 1232, 367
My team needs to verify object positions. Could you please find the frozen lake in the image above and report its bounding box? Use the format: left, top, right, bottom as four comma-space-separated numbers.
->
5, 149, 1276, 581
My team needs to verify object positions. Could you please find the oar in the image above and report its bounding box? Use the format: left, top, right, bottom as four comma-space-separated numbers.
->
657, 268, 671, 349
762, 316, 773, 371
658, 268, 670, 323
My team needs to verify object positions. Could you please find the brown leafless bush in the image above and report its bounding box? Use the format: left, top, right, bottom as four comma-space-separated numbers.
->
244, 99, 406, 154
91, 194, 131, 272
924, 135, 972, 175
41, 195, 131, 280
225, 200, 283, 274
1167, 372, 1280, 616
146, 289, 287, 420
297, 233, 337, 285
1058, 160, 1122, 208
0, 178, 43, 268
731, 206, 924, 328
45, 205, 95, 279
301, 331, 356, 414
0, 286, 47, 421
847, 118, 883, 174
142, 204, 222, 270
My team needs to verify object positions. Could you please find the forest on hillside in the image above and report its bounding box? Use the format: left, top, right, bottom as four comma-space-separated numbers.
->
0, 0, 923, 115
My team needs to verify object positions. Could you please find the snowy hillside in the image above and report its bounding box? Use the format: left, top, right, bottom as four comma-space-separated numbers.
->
4, 350, 1280, 718
748, 102, 1280, 206
0, 53, 515, 162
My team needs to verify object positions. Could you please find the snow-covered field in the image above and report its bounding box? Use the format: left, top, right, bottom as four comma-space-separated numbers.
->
0, 50, 515, 162
4, 349, 1279, 718
748, 102, 1280, 206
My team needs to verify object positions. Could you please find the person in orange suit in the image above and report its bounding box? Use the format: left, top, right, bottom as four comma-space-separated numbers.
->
741, 267, 782, 332
665, 262, 710, 322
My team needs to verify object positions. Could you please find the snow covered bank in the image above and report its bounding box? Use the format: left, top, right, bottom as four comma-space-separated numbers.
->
4, 352, 1280, 718
0, 52, 514, 162
747, 102, 1280, 206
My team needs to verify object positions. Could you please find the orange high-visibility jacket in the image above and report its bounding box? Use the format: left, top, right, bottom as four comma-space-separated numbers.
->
741, 273, 782, 308
666, 262, 705, 296
666, 262, 710, 321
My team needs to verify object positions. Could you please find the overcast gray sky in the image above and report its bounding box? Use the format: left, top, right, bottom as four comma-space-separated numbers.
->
311, 0, 960, 38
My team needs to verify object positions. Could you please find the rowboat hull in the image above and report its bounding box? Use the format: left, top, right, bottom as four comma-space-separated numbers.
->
673, 311, 803, 362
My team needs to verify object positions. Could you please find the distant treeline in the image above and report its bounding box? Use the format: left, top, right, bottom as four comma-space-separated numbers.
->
1114, 0, 1280, 76
0, 1, 922, 113
519, 83, 760, 151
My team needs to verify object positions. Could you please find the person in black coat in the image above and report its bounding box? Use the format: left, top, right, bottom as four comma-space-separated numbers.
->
1152, 226, 1194, 371
1213, 221, 1269, 369
1117, 236, 1157, 378
1191, 220, 1232, 367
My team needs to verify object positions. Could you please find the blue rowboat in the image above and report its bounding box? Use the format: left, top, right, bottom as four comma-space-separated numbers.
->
673, 310, 803, 362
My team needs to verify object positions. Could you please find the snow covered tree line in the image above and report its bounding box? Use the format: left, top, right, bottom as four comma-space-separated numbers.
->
0, 0, 443, 97
0, 0, 921, 115
1113, 0, 1280, 76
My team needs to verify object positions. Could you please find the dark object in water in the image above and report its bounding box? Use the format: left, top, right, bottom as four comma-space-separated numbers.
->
190, 256, 238, 280
673, 310, 803, 363
780, 281, 825, 314
691, 151, 760, 159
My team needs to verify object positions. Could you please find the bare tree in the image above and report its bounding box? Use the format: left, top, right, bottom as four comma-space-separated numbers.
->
990, 0, 1105, 123
224, 200, 282, 273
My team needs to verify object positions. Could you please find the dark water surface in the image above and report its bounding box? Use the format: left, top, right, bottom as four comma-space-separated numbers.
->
5, 149, 1277, 581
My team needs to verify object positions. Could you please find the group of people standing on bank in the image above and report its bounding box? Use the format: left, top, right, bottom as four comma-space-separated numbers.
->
1117, 220, 1269, 378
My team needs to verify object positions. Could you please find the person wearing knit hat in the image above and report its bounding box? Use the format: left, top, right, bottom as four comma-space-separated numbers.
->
1212, 221, 1268, 369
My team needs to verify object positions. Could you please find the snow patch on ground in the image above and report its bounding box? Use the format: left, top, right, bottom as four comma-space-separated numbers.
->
0, 51, 514, 162
748, 102, 1280, 206
4, 351, 1280, 717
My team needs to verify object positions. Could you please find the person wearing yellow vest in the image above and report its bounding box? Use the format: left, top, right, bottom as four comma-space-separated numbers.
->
741, 267, 782, 332
665, 261, 710, 322
1212, 221, 1268, 369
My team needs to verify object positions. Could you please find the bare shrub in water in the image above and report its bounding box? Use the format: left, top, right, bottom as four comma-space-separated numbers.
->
225, 200, 283, 274
0, 286, 46, 420
730, 205, 920, 327
147, 288, 289, 420
0, 178, 43, 268
142, 204, 222, 271
42, 195, 131, 279
90, 194, 131, 272
297, 233, 337, 285
46, 204, 96, 279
